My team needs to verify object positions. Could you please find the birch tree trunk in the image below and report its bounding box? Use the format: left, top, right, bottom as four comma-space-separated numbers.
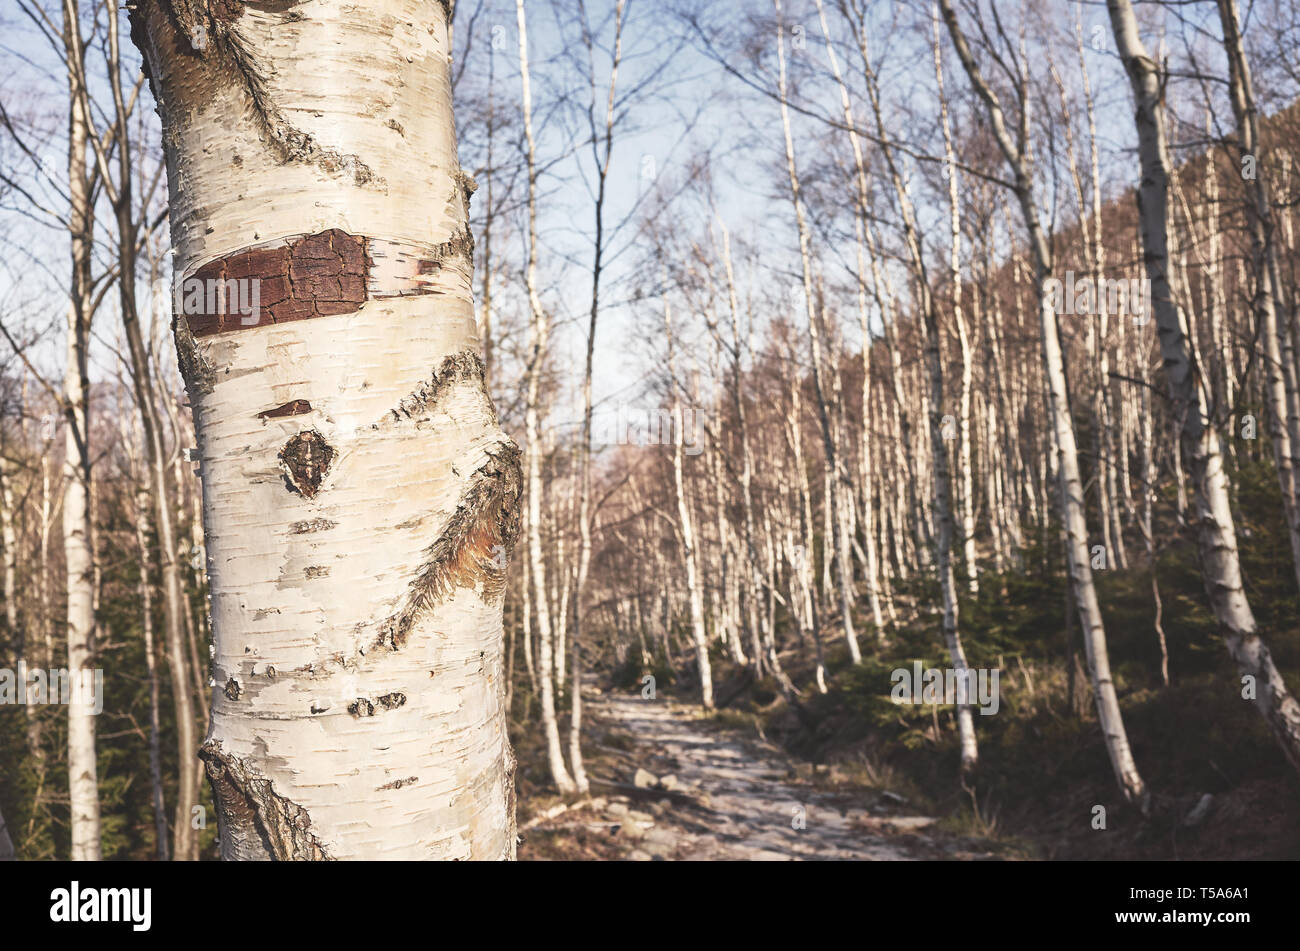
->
940, 0, 1148, 809
1108, 0, 1300, 773
568, 0, 625, 799
815, 0, 886, 631
665, 301, 714, 708
0, 450, 38, 766
132, 483, 171, 861
775, 0, 859, 663
63, 0, 101, 861
928, 11, 977, 771
1213, 0, 1300, 594
80, 6, 201, 857
932, 16, 978, 596
516, 0, 575, 796
131, 0, 521, 858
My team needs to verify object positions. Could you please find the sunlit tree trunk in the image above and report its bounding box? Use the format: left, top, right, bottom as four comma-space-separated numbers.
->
76, 7, 201, 858
1214, 0, 1300, 593
130, 480, 170, 861
932, 17, 978, 595
62, 0, 101, 861
775, 0, 859, 663
131, 0, 520, 858
941, 0, 1148, 809
516, 0, 575, 796
1109, 0, 1300, 773
665, 300, 714, 708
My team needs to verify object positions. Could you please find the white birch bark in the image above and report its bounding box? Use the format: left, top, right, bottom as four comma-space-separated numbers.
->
932, 16, 978, 595
775, 0, 859, 663
63, 0, 101, 860
1108, 0, 1300, 773
1213, 0, 1300, 594
79, 6, 202, 856
666, 302, 714, 708
515, 0, 575, 797
131, 0, 520, 858
814, 0, 886, 632
131, 479, 170, 861
940, 0, 1148, 808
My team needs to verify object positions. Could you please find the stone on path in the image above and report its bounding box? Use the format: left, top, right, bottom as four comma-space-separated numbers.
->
634, 767, 658, 789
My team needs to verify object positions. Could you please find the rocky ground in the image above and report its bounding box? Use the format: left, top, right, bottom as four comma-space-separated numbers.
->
519, 687, 999, 861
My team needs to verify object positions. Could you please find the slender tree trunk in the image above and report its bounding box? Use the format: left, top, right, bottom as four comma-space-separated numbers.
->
63, 0, 101, 860
1214, 0, 1300, 594
1109, 0, 1300, 773
928, 11, 978, 772
933, 20, 978, 596
775, 0, 859, 663
941, 0, 1148, 808
133, 487, 171, 860
666, 302, 714, 708
516, 0, 575, 796
0, 452, 39, 766
82, 6, 203, 858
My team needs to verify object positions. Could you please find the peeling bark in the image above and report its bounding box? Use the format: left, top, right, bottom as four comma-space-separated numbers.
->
200, 742, 331, 861
388, 441, 521, 647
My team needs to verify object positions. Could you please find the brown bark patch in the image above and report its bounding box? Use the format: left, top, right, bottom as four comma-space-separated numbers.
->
185, 229, 370, 337
200, 741, 331, 861
278, 430, 335, 499
209, 0, 245, 22
258, 398, 313, 419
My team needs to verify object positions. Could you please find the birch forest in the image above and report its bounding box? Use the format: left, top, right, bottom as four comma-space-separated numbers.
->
1, 0, 1299, 865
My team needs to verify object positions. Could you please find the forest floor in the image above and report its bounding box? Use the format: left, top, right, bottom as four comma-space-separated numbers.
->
518, 685, 998, 860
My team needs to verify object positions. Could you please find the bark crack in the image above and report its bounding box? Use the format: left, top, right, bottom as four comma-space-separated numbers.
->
382, 351, 495, 427
412, 227, 475, 280
383, 439, 521, 649
258, 399, 312, 419
200, 740, 331, 860
146, 0, 381, 188
173, 315, 216, 396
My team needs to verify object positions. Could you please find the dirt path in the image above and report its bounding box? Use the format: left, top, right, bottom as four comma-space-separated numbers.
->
522, 688, 966, 861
